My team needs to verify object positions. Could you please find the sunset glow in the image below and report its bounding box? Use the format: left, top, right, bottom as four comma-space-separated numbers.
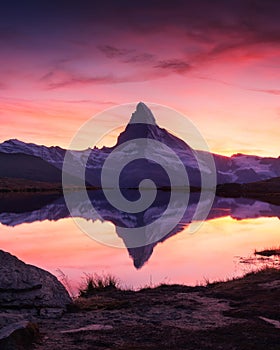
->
0, 4, 280, 346
0, 216, 278, 292
0, 1, 279, 157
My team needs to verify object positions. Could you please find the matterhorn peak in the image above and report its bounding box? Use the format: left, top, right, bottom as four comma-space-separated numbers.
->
129, 102, 156, 125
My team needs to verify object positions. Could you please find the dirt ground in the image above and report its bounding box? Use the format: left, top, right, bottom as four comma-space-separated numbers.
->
33, 268, 280, 350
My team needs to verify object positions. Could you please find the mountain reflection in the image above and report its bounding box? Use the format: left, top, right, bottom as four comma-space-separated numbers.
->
0, 191, 279, 268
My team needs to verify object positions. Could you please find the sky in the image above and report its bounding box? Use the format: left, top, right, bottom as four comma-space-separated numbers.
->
0, 0, 279, 157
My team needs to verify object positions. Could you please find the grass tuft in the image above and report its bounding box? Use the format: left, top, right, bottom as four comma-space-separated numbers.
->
79, 273, 119, 297
254, 246, 280, 257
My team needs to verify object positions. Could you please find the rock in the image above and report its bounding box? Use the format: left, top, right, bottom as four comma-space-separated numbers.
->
60, 324, 113, 333
259, 316, 280, 329
0, 250, 72, 317
0, 312, 39, 349
0, 321, 39, 350
0, 313, 26, 328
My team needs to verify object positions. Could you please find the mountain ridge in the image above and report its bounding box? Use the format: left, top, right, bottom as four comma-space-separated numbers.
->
0, 103, 280, 185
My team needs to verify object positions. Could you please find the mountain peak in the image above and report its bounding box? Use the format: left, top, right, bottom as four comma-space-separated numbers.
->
0, 138, 30, 149
129, 102, 156, 125
3, 138, 24, 145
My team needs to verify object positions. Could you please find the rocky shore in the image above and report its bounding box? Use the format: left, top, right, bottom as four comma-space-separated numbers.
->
0, 250, 279, 349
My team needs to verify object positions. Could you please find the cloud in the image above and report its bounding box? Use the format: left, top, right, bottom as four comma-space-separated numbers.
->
40, 55, 194, 89
39, 65, 160, 89
45, 74, 120, 89
123, 53, 155, 64
154, 59, 191, 73
2, 0, 278, 90
197, 75, 280, 96
98, 44, 191, 75
40, 68, 120, 89
88, 0, 280, 52
49, 98, 117, 106
248, 88, 280, 96
1, 1, 280, 53
98, 45, 133, 58
98, 45, 155, 64
39, 47, 194, 89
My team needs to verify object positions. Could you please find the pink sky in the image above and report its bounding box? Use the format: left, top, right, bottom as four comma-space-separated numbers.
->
0, 1, 279, 157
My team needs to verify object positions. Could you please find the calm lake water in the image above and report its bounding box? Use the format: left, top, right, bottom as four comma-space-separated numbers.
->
0, 191, 279, 294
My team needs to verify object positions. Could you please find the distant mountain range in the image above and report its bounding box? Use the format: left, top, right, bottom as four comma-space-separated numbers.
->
1, 103, 279, 268
0, 102, 279, 188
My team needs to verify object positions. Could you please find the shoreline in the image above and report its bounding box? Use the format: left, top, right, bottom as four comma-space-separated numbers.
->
38, 267, 280, 349
1, 183, 280, 207
0, 252, 279, 349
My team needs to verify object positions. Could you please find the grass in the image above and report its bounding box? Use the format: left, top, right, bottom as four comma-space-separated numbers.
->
56, 268, 76, 299
254, 246, 280, 257
203, 267, 280, 321
66, 266, 280, 336
78, 273, 120, 297
46, 266, 280, 350
204, 266, 280, 295
198, 265, 280, 291
61, 258, 279, 314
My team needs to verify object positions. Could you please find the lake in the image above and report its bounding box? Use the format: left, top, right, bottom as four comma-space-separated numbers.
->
0, 191, 279, 295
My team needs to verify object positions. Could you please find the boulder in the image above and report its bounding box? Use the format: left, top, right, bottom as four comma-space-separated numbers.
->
0, 250, 71, 317
0, 320, 39, 350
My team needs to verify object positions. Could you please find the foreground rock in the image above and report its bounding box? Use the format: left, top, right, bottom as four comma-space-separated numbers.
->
0, 250, 72, 349
0, 250, 71, 317
0, 320, 39, 350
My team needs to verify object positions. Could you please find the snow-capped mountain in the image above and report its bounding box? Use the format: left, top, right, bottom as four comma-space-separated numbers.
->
0, 139, 66, 168
0, 102, 279, 185
214, 152, 280, 184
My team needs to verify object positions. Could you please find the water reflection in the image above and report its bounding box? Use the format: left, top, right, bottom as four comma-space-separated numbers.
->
0, 191, 279, 269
